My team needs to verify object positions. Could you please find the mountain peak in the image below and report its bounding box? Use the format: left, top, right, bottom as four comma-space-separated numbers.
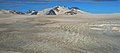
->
40, 6, 89, 15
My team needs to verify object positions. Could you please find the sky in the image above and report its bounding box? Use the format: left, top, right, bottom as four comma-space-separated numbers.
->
0, 0, 120, 3
0, 0, 120, 14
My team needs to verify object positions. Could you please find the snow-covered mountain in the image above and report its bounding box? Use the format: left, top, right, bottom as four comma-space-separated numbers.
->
37, 6, 89, 15
0, 6, 89, 15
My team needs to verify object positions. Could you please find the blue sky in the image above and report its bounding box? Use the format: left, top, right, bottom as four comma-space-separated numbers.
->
0, 0, 120, 14
0, 0, 95, 2
0, 0, 119, 2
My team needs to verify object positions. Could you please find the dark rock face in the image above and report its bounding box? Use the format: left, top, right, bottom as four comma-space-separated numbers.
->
8, 10, 38, 15
9, 10, 25, 15
31, 11, 38, 15
47, 10, 56, 15
26, 10, 38, 15
16, 12, 25, 14
9, 10, 16, 14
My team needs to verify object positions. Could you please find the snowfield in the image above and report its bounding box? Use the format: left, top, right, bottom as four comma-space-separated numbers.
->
0, 14, 120, 53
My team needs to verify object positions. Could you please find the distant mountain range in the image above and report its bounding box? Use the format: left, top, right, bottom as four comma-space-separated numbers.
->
0, 6, 89, 15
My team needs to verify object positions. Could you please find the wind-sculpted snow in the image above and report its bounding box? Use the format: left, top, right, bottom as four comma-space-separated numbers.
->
0, 14, 120, 53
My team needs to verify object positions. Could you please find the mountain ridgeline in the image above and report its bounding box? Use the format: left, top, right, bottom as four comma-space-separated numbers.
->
0, 6, 89, 15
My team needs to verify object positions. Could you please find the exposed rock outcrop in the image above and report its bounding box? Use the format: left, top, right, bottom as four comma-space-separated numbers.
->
9, 10, 25, 14
46, 6, 69, 15
47, 10, 56, 15
26, 10, 38, 15
0, 10, 25, 15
